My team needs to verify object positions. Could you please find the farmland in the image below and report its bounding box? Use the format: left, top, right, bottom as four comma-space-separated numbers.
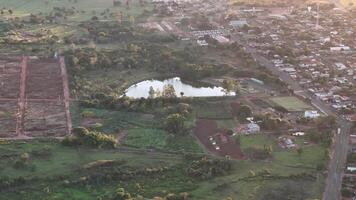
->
0, 0, 340, 199
0, 56, 69, 138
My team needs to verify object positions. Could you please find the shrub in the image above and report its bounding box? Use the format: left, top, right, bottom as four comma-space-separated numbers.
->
62, 127, 117, 148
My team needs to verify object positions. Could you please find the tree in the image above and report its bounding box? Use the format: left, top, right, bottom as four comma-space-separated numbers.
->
222, 79, 234, 94
235, 82, 241, 95
162, 84, 176, 98
115, 187, 132, 200
297, 147, 303, 156
148, 86, 155, 99
180, 92, 184, 97
20, 153, 30, 163
316, 115, 336, 129
165, 113, 185, 135
236, 105, 252, 121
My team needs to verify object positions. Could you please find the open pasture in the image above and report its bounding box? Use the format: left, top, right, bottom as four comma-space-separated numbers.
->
270, 96, 312, 112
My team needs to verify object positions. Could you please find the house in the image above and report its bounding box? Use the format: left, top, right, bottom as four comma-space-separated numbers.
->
213, 35, 230, 44
346, 166, 356, 173
247, 123, 260, 134
330, 46, 351, 51
304, 110, 320, 119
292, 132, 305, 137
229, 20, 248, 28
279, 136, 296, 149
335, 63, 347, 70
197, 40, 208, 46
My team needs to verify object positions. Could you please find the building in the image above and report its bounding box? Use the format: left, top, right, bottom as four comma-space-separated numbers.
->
330, 46, 351, 51
304, 110, 320, 119
247, 123, 260, 134
197, 39, 208, 46
229, 20, 248, 28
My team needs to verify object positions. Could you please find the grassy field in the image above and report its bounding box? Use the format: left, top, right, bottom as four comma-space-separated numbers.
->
239, 134, 275, 150
195, 101, 233, 119
0, 0, 153, 22
123, 128, 168, 149
0, 139, 326, 200
270, 96, 312, 112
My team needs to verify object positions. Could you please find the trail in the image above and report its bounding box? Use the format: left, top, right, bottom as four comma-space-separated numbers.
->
59, 56, 72, 135
16, 56, 27, 137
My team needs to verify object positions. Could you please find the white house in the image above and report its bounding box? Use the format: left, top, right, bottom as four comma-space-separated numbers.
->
247, 123, 260, 134
304, 110, 320, 119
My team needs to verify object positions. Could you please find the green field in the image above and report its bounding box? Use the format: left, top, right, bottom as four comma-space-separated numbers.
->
0, 139, 326, 200
270, 96, 312, 112
123, 128, 169, 149
0, 0, 153, 21
196, 101, 233, 119
240, 134, 275, 150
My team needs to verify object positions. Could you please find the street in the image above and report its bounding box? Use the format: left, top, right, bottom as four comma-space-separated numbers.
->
233, 35, 352, 200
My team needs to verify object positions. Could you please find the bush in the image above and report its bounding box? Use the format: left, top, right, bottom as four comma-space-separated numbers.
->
62, 127, 117, 148
187, 157, 232, 179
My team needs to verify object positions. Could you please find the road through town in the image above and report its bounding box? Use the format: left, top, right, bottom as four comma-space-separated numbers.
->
233, 35, 352, 200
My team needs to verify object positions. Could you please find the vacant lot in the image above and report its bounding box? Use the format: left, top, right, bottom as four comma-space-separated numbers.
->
195, 101, 233, 119
0, 139, 326, 200
0, 57, 69, 138
270, 96, 312, 112
194, 119, 243, 159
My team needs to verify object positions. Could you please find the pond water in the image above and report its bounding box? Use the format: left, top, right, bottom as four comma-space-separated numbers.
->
125, 77, 235, 98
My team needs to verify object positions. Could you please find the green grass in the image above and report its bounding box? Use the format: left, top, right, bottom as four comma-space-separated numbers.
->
216, 119, 237, 129
123, 128, 203, 153
76, 108, 157, 133
0, 139, 326, 200
239, 134, 275, 150
270, 96, 312, 112
123, 128, 168, 149
0, 0, 153, 22
195, 101, 232, 119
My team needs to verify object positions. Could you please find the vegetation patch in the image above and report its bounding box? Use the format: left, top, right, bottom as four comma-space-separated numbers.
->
123, 128, 168, 149
270, 96, 312, 112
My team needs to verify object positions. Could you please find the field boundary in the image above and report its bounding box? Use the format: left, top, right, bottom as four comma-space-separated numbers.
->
60, 56, 72, 135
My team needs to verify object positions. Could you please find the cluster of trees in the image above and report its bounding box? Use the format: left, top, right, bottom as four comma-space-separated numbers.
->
62, 127, 117, 148
165, 113, 186, 135
66, 45, 229, 104
113, 187, 189, 200
255, 113, 290, 131
245, 145, 273, 160
306, 129, 333, 147
187, 157, 232, 179
81, 21, 134, 43
231, 104, 252, 122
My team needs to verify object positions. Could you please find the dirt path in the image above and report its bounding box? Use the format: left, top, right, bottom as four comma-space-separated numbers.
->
59, 56, 72, 135
16, 56, 27, 137
116, 130, 128, 144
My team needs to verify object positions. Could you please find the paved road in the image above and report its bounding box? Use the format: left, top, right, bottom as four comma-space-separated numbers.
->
232, 35, 352, 200
324, 120, 351, 200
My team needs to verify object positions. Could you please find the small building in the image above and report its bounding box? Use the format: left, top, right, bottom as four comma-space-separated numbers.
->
197, 40, 208, 46
304, 110, 320, 119
346, 166, 356, 173
330, 46, 351, 51
292, 132, 305, 137
247, 123, 260, 134
335, 63, 347, 70
229, 20, 248, 28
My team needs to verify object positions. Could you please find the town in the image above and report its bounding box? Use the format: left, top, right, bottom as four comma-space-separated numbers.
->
0, 0, 355, 200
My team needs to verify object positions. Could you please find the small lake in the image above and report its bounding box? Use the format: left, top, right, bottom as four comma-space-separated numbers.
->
125, 77, 235, 98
